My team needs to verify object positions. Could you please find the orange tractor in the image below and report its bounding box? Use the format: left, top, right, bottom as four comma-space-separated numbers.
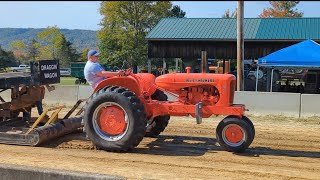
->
83, 61, 255, 153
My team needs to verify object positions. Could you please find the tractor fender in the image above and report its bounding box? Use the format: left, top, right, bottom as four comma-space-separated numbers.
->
94, 76, 142, 96
134, 73, 157, 97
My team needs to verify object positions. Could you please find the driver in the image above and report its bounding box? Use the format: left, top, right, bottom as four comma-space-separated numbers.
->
84, 49, 125, 89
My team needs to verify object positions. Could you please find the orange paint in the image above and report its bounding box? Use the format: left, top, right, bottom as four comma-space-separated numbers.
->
94, 71, 157, 98
99, 106, 126, 135
93, 68, 244, 121
155, 73, 236, 107
225, 125, 244, 143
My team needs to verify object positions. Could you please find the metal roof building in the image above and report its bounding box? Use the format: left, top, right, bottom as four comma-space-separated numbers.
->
146, 18, 320, 60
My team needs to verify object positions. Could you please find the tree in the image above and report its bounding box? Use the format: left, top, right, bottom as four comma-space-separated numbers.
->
36, 26, 80, 67
10, 40, 27, 62
170, 5, 186, 18
54, 34, 80, 67
259, 1, 303, 18
98, 1, 174, 67
66, 41, 80, 65
0, 45, 16, 71
222, 9, 237, 18
26, 38, 40, 61
80, 48, 90, 62
37, 26, 62, 59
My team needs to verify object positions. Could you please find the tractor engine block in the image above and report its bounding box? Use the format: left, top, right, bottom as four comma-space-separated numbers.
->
186, 86, 220, 105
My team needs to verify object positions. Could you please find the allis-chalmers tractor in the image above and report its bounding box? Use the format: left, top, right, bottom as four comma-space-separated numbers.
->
83, 59, 255, 153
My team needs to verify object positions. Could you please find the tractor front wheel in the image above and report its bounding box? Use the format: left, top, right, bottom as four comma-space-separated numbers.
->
83, 86, 147, 152
224, 115, 255, 139
242, 116, 255, 138
216, 116, 254, 152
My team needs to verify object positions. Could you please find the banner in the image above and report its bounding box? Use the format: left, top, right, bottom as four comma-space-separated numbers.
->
39, 60, 60, 84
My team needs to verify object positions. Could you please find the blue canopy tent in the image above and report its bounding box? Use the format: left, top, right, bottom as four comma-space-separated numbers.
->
255, 39, 320, 92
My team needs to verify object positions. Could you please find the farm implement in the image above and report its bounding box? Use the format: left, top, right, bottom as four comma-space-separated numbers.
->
0, 60, 83, 146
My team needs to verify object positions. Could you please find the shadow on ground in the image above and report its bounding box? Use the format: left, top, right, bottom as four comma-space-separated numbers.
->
41, 133, 320, 158
237, 146, 320, 158
132, 135, 219, 156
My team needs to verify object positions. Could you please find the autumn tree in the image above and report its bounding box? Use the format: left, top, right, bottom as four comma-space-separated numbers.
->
98, 1, 177, 67
222, 9, 237, 18
259, 1, 303, 18
10, 40, 27, 62
37, 26, 62, 59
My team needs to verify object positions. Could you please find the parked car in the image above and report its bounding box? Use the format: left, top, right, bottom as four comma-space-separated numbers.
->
60, 68, 71, 77
10, 64, 30, 72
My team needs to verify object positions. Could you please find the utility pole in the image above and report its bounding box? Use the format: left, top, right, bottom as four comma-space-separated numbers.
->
237, 1, 244, 91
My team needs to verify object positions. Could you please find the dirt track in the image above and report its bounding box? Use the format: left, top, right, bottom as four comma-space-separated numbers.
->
0, 114, 319, 180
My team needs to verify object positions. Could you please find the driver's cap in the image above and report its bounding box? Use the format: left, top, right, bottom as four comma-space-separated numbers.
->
87, 49, 100, 57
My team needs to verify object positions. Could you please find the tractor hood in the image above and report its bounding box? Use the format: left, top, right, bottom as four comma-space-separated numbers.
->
155, 73, 235, 91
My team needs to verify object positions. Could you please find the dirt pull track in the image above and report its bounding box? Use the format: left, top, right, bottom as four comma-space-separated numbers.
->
0, 115, 319, 180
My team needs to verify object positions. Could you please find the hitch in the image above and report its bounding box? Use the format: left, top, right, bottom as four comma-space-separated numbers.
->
195, 102, 202, 124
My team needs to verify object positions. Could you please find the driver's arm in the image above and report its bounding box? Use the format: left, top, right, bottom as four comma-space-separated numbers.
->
96, 70, 124, 77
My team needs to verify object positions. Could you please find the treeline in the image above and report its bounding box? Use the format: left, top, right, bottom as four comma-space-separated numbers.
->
1, 1, 186, 70
0, 28, 97, 52
0, 26, 94, 69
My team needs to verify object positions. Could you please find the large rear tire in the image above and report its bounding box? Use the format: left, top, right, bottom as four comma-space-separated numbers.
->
216, 116, 254, 153
145, 90, 170, 137
83, 86, 146, 152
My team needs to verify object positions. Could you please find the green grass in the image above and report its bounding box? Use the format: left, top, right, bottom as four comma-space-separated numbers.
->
59, 77, 89, 86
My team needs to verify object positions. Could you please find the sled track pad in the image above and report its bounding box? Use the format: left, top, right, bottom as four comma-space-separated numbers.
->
0, 117, 83, 146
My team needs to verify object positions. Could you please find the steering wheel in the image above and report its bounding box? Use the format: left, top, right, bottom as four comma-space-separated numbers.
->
117, 60, 133, 76
124, 68, 132, 76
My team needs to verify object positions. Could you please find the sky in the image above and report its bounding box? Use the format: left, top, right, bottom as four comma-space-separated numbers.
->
0, 1, 320, 31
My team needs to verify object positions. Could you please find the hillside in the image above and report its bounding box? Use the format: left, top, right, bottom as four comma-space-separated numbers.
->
0, 28, 98, 53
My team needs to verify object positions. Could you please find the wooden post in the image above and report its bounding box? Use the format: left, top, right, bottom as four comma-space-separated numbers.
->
201, 51, 207, 73
175, 58, 179, 73
237, 1, 244, 91
147, 59, 151, 73
223, 59, 226, 74
162, 58, 166, 74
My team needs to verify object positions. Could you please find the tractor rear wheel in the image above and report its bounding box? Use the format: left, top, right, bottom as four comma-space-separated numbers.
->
145, 89, 170, 137
83, 86, 147, 152
216, 116, 254, 153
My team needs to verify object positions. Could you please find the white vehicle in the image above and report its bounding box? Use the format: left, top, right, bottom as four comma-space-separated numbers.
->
60, 68, 71, 77
10, 64, 30, 72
